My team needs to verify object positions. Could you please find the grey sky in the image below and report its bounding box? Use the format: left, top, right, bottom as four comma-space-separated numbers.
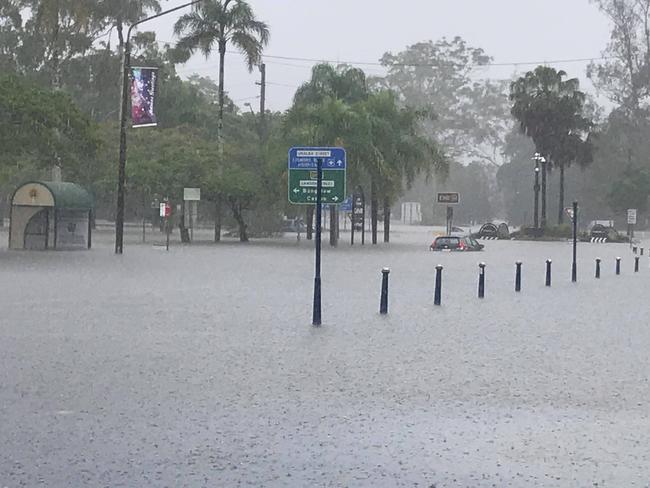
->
146, 0, 613, 111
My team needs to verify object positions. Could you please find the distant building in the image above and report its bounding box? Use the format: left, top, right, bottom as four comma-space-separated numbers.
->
401, 202, 422, 224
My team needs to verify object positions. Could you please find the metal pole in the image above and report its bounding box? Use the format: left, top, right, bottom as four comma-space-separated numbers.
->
596, 258, 601, 279
312, 158, 323, 326
434, 265, 443, 306
165, 217, 170, 251
572, 201, 578, 283
114, 0, 202, 255
259, 63, 266, 141
478, 263, 486, 299
541, 159, 547, 229
534, 165, 540, 229
361, 188, 366, 246
515, 261, 522, 292
380, 268, 390, 315
115, 38, 130, 254
635, 256, 640, 273
545, 259, 552, 287
616, 257, 621, 275
142, 191, 147, 243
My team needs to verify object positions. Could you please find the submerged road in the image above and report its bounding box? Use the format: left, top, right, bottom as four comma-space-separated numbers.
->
1, 225, 649, 487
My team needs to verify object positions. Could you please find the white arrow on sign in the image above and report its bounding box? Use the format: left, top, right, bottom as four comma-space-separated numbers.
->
293, 188, 300, 194
332, 196, 339, 202
337, 160, 343, 166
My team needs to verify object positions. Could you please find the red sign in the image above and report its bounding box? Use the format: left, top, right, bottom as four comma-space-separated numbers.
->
160, 202, 172, 218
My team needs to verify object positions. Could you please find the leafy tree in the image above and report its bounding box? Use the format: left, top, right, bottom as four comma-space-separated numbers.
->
286, 64, 368, 243
510, 66, 593, 226
589, 0, 650, 115
378, 37, 511, 167
0, 73, 98, 174
353, 90, 446, 242
95, 0, 162, 53
287, 64, 446, 244
608, 167, 650, 213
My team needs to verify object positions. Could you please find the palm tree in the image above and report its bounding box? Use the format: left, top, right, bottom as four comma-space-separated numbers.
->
510, 66, 592, 227
174, 0, 269, 155
287, 64, 367, 244
355, 91, 446, 243
98, 0, 162, 54
174, 0, 268, 242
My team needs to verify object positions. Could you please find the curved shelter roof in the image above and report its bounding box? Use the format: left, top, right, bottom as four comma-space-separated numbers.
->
12, 181, 93, 209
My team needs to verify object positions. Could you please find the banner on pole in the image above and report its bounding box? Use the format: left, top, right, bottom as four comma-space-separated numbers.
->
131, 67, 158, 128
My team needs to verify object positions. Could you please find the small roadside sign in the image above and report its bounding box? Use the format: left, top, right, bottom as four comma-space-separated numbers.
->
288, 147, 346, 205
339, 196, 353, 212
437, 192, 460, 204
628, 209, 637, 225
184, 188, 201, 201
160, 202, 171, 218
565, 207, 575, 222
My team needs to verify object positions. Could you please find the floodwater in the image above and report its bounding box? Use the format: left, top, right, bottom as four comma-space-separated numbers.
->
1, 224, 649, 487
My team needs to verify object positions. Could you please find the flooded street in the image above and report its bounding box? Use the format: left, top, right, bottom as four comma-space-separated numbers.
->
1, 225, 650, 487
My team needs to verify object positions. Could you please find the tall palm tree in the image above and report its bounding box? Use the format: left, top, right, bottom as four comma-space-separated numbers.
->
98, 0, 162, 54
174, 0, 269, 154
510, 66, 592, 227
287, 64, 367, 244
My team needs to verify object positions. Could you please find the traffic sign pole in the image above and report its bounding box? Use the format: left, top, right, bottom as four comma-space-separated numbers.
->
572, 201, 578, 283
312, 158, 323, 326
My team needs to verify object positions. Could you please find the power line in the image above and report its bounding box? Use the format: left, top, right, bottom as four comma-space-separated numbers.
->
154, 37, 616, 71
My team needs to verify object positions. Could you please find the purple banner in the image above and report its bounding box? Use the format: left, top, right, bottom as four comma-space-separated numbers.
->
130, 67, 158, 128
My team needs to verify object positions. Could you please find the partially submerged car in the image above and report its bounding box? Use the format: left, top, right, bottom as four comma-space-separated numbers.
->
430, 236, 484, 252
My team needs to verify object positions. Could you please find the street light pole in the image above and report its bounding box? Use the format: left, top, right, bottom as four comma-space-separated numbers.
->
532, 153, 545, 231
534, 164, 540, 229
115, 0, 203, 255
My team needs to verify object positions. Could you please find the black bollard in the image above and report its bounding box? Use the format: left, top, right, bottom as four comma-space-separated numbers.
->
595, 258, 601, 279
616, 257, 621, 275
478, 263, 486, 299
633, 246, 638, 254
545, 259, 552, 287
635, 257, 640, 273
515, 261, 522, 292
380, 268, 390, 314
641, 248, 645, 256
434, 265, 443, 306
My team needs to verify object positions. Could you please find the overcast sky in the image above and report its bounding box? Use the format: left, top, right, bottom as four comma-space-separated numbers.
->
145, 0, 614, 112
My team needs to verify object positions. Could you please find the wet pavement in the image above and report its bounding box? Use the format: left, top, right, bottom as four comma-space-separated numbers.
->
1, 225, 650, 487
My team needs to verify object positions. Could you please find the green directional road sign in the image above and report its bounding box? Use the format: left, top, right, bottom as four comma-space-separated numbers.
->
288, 169, 346, 205
288, 147, 346, 205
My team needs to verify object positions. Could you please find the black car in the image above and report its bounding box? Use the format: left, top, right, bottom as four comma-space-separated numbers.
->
430, 236, 484, 251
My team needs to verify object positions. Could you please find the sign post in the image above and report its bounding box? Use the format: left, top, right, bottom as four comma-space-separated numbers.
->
313, 158, 323, 326
628, 209, 637, 245
160, 201, 171, 251
351, 187, 365, 246
572, 201, 578, 283
184, 188, 201, 242
288, 147, 347, 326
437, 192, 460, 235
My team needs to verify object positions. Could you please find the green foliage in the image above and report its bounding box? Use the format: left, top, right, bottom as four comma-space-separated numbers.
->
0, 73, 98, 177
379, 37, 511, 166
608, 167, 650, 212
510, 66, 592, 166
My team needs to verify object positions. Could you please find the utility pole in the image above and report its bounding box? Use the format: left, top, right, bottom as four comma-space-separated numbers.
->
115, 0, 203, 255
257, 63, 266, 140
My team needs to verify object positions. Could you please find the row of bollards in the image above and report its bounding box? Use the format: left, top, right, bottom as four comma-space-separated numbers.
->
379, 254, 646, 313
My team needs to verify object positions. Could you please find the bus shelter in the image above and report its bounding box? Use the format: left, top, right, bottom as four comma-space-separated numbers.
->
9, 181, 93, 250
